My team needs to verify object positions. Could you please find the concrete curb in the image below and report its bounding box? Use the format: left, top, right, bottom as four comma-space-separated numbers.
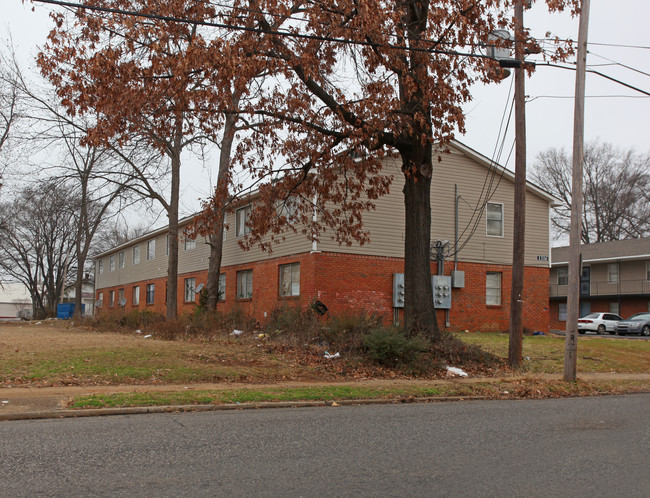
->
0, 396, 489, 422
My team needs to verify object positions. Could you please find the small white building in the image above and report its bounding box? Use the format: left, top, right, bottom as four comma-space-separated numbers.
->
0, 283, 33, 321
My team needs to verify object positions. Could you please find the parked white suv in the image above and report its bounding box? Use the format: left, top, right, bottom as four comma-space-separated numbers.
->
577, 312, 622, 335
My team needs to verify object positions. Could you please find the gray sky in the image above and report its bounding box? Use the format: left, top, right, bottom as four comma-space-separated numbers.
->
4, 0, 650, 217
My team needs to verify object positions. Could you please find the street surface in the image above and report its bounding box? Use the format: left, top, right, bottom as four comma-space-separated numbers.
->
1, 395, 648, 497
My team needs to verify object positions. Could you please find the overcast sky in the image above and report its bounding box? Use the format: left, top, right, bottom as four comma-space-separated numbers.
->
4, 0, 650, 218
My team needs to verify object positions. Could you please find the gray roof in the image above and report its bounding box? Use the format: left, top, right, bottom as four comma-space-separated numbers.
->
552, 237, 650, 265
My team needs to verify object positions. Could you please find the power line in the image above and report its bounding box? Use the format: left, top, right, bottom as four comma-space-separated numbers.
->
588, 52, 650, 78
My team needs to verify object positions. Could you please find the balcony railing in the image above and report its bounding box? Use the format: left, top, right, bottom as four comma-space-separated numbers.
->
550, 279, 650, 298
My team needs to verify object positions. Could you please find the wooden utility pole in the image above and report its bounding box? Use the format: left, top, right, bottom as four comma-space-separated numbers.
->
508, 0, 526, 368
564, 0, 591, 382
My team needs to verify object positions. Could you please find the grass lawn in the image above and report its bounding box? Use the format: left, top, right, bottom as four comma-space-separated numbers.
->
455, 332, 650, 374
2, 322, 648, 409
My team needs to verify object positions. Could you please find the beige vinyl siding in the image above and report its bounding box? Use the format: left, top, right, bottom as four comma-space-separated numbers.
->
220, 211, 313, 267
319, 147, 551, 267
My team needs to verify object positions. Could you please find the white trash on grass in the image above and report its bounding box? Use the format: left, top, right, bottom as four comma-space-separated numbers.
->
230, 329, 243, 336
143, 334, 152, 339
324, 352, 340, 359
446, 366, 468, 377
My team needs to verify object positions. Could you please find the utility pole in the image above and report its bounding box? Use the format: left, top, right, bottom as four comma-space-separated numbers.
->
564, 0, 591, 382
508, 0, 526, 368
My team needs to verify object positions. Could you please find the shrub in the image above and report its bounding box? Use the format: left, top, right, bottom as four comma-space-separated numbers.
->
363, 327, 429, 366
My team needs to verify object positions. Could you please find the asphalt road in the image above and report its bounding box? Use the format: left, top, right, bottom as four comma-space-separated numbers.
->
1, 395, 648, 497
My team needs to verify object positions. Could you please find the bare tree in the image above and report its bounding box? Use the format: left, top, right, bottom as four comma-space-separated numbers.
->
532, 141, 650, 243
0, 180, 78, 318
0, 46, 21, 187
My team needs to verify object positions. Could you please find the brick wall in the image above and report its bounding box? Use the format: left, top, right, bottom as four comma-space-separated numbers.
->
550, 297, 650, 330
96, 251, 550, 332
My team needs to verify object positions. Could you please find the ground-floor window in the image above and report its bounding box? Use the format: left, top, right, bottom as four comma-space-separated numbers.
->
558, 302, 567, 321
184, 277, 196, 302
218, 273, 226, 301
236, 270, 253, 299
98, 292, 103, 308
610, 302, 619, 315
486, 272, 501, 306
133, 286, 140, 306
109, 290, 115, 307
146, 283, 155, 304
279, 262, 300, 297
118, 288, 125, 306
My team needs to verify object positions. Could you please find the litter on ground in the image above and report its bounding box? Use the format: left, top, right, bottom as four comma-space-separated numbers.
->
230, 329, 243, 336
446, 366, 468, 377
324, 352, 341, 359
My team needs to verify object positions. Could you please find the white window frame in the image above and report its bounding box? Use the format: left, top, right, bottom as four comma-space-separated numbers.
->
98, 260, 104, 275
147, 240, 155, 260
166, 234, 170, 256
558, 302, 567, 321
118, 251, 125, 269
184, 237, 196, 251
608, 263, 619, 283
133, 245, 140, 265
184, 277, 196, 302
486, 272, 502, 306
97, 292, 103, 308
279, 262, 300, 297
109, 290, 115, 307
133, 285, 140, 306
146, 283, 155, 304
645, 261, 650, 282
486, 202, 504, 237
557, 266, 568, 286
276, 197, 299, 223
236, 206, 252, 237
109, 254, 116, 271
609, 302, 620, 315
118, 288, 125, 306
236, 269, 253, 299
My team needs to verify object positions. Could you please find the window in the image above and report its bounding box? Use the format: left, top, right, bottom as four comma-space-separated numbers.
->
486, 203, 504, 237
558, 302, 567, 321
184, 237, 196, 251
166, 234, 170, 256
236, 270, 253, 299
98, 292, 103, 308
109, 254, 116, 271
133, 286, 140, 306
279, 263, 300, 297
646, 261, 650, 281
607, 263, 619, 283
118, 288, 125, 306
118, 251, 125, 269
184, 278, 196, 302
147, 239, 155, 260
109, 290, 115, 307
276, 197, 299, 223
146, 283, 155, 304
218, 273, 226, 301
486, 272, 502, 305
133, 245, 140, 265
557, 267, 568, 286
98, 260, 104, 275
609, 303, 620, 315
236, 206, 252, 237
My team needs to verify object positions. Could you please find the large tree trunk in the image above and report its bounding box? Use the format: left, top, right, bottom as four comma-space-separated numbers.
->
166, 120, 183, 320
401, 143, 438, 338
206, 93, 240, 309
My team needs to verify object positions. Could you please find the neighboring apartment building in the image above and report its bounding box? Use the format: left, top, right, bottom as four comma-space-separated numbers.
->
549, 237, 650, 330
94, 141, 558, 332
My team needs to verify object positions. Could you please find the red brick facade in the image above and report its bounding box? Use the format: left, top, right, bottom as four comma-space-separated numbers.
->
97, 251, 550, 333
550, 298, 649, 331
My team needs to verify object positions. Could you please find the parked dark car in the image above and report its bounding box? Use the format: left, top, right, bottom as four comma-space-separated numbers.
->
615, 313, 650, 336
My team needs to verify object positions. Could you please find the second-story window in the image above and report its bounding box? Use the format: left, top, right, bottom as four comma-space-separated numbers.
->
236, 206, 252, 237
185, 237, 196, 251
118, 250, 125, 269
608, 263, 619, 283
98, 260, 104, 275
557, 267, 568, 286
109, 254, 115, 271
133, 245, 140, 265
486, 203, 504, 237
147, 239, 155, 260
